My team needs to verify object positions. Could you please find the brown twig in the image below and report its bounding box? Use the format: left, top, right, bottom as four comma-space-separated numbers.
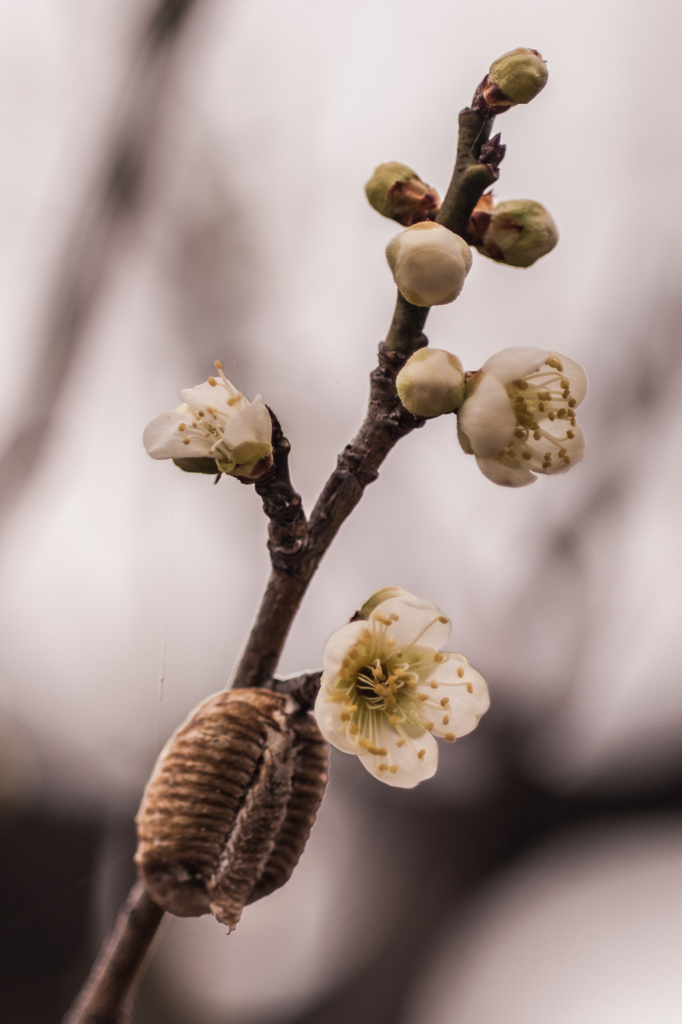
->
254, 410, 308, 573
232, 342, 425, 689
62, 883, 164, 1024
65, 68, 514, 1024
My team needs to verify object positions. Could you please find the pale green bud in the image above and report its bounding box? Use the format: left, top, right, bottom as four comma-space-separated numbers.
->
386, 222, 472, 307
468, 195, 558, 268
488, 48, 548, 105
396, 348, 465, 418
358, 587, 412, 619
365, 162, 440, 226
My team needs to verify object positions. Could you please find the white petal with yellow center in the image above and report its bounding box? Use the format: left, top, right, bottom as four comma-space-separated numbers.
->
314, 591, 489, 789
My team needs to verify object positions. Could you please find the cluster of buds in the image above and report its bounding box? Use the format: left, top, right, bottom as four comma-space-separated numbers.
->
467, 194, 558, 268
365, 161, 440, 226
386, 222, 472, 307
476, 47, 548, 115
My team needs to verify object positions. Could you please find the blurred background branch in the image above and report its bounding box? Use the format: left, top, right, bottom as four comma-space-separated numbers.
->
0, 0, 203, 527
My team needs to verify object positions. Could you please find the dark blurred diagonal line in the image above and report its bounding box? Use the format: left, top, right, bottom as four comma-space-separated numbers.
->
0, 0, 204, 528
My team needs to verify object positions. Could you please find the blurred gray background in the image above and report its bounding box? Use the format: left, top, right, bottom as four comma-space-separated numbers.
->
1, 1, 682, 1021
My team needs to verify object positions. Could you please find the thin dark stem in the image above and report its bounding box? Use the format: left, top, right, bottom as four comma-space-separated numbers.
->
254, 410, 308, 573
62, 883, 164, 1024
232, 342, 425, 689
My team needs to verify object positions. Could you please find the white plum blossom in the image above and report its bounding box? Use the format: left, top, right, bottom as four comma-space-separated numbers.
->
457, 346, 587, 487
314, 589, 489, 788
143, 362, 273, 479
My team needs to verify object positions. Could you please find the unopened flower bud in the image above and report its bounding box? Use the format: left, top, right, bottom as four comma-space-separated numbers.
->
365, 162, 440, 226
467, 195, 558, 268
386, 222, 472, 307
480, 48, 548, 113
397, 348, 465, 418
136, 688, 328, 930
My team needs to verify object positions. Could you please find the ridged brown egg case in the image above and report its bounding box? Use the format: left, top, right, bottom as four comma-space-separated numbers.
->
135, 688, 328, 930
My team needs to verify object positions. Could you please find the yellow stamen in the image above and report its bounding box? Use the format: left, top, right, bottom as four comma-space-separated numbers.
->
444, 733, 456, 742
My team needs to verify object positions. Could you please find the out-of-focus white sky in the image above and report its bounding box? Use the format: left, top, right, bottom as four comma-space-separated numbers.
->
1, 2, 682, 1019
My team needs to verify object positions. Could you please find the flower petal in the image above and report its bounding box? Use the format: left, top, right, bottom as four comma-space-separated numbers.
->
313, 685, 358, 754
422, 656, 490, 739
143, 411, 213, 460
458, 374, 516, 458
371, 595, 451, 651
482, 346, 549, 385
221, 397, 273, 449
475, 456, 537, 487
551, 352, 588, 405
180, 378, 240, 411
321, 621, 369, 683
358, 718, 438, 788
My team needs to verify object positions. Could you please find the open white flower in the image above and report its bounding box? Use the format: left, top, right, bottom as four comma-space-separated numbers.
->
143, 362, 273, 479
457, 346, 587, 487
314, 590, 489, 788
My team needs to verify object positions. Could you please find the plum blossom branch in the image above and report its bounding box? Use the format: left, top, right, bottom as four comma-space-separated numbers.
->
64, 48, 542, 1024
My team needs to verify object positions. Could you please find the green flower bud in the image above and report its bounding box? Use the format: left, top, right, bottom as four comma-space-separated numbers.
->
468, 195, 558, 268
365, 162, 440, 226
488, 47, 548, 105
396, 348, 465, 418
386, 222, 472, 307
357, 587, 412, 619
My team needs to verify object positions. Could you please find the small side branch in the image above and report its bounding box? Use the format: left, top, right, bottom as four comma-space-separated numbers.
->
62, 882, 164, 1024
255, 410, 308, 573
